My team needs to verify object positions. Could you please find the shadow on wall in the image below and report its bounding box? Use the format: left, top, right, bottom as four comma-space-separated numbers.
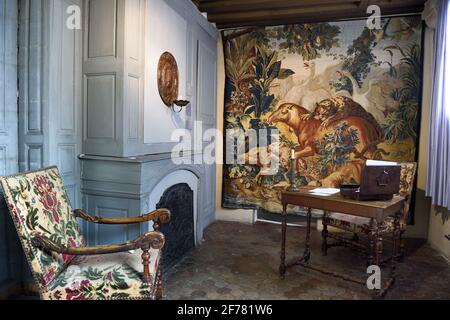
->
433, 206, 450, 240
428, 203, 450, 261
0, 200, 33, 298
434, 205, 450, 224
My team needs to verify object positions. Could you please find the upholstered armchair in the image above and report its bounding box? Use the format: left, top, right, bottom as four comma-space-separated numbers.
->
321, 162, 417, 263
0, 166, 170, 300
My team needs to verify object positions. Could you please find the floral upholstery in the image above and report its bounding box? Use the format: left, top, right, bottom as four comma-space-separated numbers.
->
0, 166, 161, 300
397, 162, 418, 217
43, 249, 160, 300
0, 167, 85, 292
323, 162, 417, 235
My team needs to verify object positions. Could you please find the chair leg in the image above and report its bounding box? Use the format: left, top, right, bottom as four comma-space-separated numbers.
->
321, 221, 328, 256
155, 267, 163, 300
142, 247, 151, 283
397, 231, 405, 262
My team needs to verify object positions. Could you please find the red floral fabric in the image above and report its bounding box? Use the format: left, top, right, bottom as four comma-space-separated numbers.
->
1, 167, 85, 294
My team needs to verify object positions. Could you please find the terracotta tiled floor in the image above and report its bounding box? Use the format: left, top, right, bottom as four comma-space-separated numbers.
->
165, 221, 450, 300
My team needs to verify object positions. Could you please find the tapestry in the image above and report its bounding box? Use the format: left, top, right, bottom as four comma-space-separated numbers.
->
222, 16, 423, 216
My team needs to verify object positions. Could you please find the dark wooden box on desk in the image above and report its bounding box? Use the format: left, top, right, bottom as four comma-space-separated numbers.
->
340, 164, 401, 201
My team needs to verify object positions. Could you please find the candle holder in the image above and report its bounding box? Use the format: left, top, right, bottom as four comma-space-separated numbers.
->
171, 99, 190, 113
287, 157, 299, 192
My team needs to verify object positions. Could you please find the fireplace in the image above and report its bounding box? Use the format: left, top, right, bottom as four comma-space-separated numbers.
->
79, 155, 215, 254
157, 183, 194, 270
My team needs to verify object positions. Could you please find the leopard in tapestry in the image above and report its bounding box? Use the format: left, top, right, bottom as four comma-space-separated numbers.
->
304, 96, 382, 134
222, 17, 423, 216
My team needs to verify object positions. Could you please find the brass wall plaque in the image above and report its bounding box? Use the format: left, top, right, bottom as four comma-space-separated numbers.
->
157, 52, 179, 107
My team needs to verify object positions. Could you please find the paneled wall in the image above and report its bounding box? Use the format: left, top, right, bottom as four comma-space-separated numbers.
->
0, 0, 21, 294
82, 0, 218, 157
48, 0, 83, 208
80, 0, 218, 245
0, 0, 84, 294
18, 0, 44, 173
0, 0, 18, 175
196, 28, 217, 223
18, 0, 82, 207
83, 0, 125, 155
1, 0, 217, 296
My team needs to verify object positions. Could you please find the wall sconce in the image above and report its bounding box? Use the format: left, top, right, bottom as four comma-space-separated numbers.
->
172, 96, 190, 113
157, 51, 190, 112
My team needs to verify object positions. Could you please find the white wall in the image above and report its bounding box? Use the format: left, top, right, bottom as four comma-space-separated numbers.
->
144, 0, 188, 144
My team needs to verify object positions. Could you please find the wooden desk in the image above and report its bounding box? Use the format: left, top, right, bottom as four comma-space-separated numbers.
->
280, 187, 405, 298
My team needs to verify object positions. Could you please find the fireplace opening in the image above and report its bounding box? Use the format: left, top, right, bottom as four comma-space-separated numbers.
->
156, 183, 195, 270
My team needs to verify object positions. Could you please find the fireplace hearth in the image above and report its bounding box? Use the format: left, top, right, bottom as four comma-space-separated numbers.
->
157, 183, 195, 270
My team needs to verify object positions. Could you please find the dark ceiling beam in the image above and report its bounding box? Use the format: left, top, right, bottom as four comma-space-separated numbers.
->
205, 0, 425, 29
217, 6, 424, 29
209, 4, 360, 24
198, 0, 360, 14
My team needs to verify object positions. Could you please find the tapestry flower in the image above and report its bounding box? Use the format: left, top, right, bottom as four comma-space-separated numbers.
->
65, 279, 91, 300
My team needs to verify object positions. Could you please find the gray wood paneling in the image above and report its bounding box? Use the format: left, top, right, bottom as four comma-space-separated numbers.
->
87, 0, 117, 58
127, 75, 139, 140
0, 0, 20, 291
18, 0, 44, 172
86, 74, 116, 139
19, 0, 82, 205
80, 0, 218, 246
196, 32, 217, 221
82, 0, 124, 156
48, 0, 83, 208
10, 0, 84, 292
82, 0, 218, 158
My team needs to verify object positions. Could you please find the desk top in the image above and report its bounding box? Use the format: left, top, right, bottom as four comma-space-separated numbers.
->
281, 187, 405, 221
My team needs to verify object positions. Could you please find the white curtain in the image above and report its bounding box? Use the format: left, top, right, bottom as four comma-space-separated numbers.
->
426, 0, 450, 209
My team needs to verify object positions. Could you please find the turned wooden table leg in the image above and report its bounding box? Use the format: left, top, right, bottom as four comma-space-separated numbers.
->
368, 218, 375, 266
304, 207, 312, 264
279, 203, 287, 279
321, 212, 328, 256
375, 221, 383, 266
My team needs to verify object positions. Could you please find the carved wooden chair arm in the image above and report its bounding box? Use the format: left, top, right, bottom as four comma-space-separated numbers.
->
31, 231, 165, 282
73, 208, 171, 229
30, 231, 165, 255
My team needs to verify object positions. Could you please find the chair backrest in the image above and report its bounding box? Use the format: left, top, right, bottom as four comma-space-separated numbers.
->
398, 162, 418, 221
0, 166, 85, 292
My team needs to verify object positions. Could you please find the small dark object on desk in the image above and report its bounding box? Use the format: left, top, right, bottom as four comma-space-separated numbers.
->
340, 184, 395, 201
340, 184, 361, 198
340, 164, 401, 201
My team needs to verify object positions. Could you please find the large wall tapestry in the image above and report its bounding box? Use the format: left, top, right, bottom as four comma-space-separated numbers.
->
222, 17, 423, 216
